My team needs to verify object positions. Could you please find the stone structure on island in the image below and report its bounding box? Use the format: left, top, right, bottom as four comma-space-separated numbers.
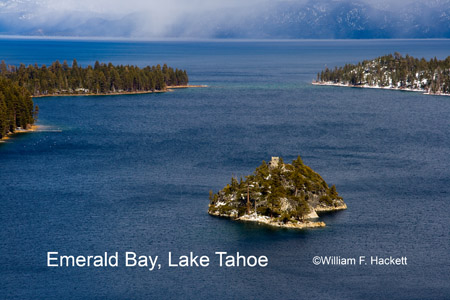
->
208, 156, 347, 229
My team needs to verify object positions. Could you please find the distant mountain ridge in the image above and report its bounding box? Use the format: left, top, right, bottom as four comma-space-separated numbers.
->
215, 0, 450, 39
0, 0, 449, 39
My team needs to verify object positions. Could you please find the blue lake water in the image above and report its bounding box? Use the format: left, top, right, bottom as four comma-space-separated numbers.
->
0, 39, 449, 299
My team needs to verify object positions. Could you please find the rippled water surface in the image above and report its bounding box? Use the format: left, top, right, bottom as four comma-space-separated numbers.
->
0, 39, 449, 299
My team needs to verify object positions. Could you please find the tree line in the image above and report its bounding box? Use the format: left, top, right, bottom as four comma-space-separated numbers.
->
317, 53, 450, 94
0, 60, 189, 96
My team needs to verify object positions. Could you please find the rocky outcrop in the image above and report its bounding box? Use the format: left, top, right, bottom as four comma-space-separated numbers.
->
314, 203, 348, 212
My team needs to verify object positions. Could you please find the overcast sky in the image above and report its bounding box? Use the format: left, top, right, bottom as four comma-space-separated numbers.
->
0, 0, 447, 38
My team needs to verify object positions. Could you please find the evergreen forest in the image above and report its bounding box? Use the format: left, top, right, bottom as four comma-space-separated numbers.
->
317, 53, 450, 94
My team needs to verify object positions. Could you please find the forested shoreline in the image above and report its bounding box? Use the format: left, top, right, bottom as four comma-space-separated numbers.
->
0, 60, 188, 96
0, 77, 35, 139
316, 53, 450, 95
0, 60, 189, 139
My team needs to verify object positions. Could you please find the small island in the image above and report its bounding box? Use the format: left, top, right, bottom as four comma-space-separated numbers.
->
313, 53, 450, 96
208, 156, 346, 229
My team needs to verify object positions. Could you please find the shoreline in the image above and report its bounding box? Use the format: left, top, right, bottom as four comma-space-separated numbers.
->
315, 203, 347, 212
209, 201, 347, 229
3, 85, 206, 142
312, 81, 450, 97
0, 125, 40, 143
32, 84, 207, 98
209, 210, 330, 229
237, 214, 326, 229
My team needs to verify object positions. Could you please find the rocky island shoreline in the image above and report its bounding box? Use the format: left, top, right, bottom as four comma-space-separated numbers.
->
208, 156, 347, 229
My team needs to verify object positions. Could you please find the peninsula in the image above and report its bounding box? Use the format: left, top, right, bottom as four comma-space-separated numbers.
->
0, 60, 193, 141
0, 60, 189, 97
208, 156, 347, 229
313, 53, 450, 96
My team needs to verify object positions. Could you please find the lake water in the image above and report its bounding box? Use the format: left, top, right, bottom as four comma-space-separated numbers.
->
0, 39, 449, 299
